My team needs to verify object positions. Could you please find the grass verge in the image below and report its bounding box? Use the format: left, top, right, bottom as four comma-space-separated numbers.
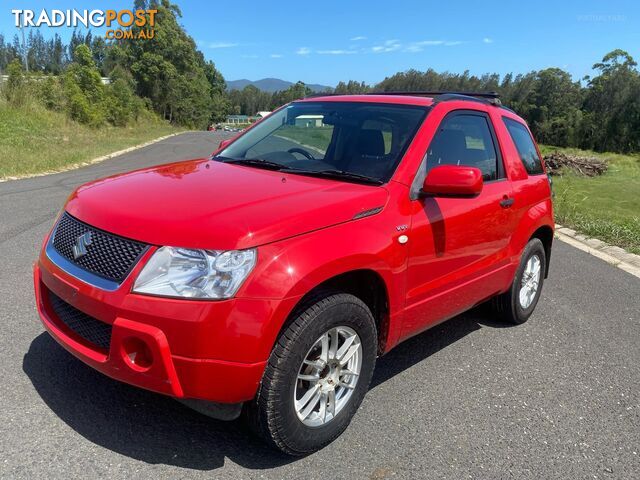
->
540, 145, 640, 254
0, 100, 181, 179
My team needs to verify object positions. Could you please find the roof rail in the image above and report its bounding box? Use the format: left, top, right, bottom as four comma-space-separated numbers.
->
367, 90, 502, 106
367, 90, 498, 98
301, 90, 511, 109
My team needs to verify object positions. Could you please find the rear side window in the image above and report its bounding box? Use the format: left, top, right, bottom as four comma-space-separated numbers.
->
503, 117, 544, 175
426, 114, 500, 181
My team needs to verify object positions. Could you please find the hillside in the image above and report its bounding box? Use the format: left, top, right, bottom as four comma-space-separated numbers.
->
226, 77, 332, 93
0, 101, 179, 179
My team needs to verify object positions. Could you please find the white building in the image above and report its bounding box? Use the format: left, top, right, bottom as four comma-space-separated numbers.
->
295, 115, 324, 127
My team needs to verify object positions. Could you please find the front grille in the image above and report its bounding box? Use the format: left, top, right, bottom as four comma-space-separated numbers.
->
52, 213, 148, 283
48, 291, 112, 351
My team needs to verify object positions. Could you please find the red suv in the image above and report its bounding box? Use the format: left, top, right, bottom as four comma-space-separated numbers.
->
34, 92, 553, 455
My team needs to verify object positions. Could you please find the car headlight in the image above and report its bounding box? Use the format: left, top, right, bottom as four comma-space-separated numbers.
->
132, 247, 257, 299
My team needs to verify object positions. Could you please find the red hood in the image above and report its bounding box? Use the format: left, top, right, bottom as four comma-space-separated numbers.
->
65, 159, 389, 250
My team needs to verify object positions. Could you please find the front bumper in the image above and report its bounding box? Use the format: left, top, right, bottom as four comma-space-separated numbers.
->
33, 252, 272, 404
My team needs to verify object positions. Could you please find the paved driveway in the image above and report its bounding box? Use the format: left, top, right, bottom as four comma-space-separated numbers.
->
1, 132, 638, 479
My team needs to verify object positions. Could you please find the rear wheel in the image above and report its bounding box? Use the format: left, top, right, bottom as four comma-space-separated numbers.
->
246, 292, 377, 455
492, 238, 546, 324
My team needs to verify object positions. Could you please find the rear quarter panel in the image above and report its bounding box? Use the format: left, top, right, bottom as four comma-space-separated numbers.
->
489, 108, 554, 259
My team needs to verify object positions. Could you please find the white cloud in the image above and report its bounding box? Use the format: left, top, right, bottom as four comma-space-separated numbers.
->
404, 40, 464, 52
296, 47, 311, 55
317, 49, 357, 55
372, 39, 402, 53
350, 36, 367, 41
207, 42, 238, 49
483, 37, 493, 44
270, 54, 283, 58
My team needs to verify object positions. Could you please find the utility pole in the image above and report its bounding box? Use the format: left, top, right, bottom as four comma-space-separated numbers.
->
18, 18, 29, 72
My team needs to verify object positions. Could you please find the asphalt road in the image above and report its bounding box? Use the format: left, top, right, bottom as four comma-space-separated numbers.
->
1, 132, 638, 479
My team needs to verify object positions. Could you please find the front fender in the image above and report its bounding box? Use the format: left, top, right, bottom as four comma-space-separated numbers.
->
233, 208, 409, 359
239, 214, 408, 314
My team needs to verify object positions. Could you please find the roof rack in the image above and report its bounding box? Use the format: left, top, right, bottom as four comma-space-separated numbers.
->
303, 90, 509, 109
366, 91, 502, 106
367, 90, 498, 98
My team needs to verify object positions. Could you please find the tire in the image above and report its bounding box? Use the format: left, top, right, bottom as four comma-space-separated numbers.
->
492, 238, 547, 324
246, 292, 377, 455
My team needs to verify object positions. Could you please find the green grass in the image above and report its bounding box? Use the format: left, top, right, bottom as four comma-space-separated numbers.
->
276, 126, 335, 152
540, 144, 640, 254
277, 125, 394, 154
0, 100, 181, 179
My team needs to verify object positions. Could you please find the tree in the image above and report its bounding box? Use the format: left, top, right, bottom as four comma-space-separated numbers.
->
581, 50, 640, 152
66, 44, 103, 103
114, 0, 225, 127
522, 68, 583, 147
203, 59, 230, 121
334, 80, 370, 94
47, 34, 67, 74
63, 44, 105, 125
593, 49, 637, 76
271, 81, 312, 109
1, 35, 20, 71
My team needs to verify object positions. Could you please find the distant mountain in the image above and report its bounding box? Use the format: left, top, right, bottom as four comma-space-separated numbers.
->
226, 78, 333, 93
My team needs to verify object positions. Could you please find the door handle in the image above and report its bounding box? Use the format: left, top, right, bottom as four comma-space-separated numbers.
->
500, 197, 515, 208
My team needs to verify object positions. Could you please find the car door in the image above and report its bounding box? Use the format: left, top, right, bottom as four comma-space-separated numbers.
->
401, 109, 517, 340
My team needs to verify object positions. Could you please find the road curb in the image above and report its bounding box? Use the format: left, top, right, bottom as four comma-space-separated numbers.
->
555, 225, 640, 279
0, 131, 188, 183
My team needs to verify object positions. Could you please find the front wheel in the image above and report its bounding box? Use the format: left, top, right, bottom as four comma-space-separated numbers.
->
246, 292, 377, 455
492, 238, 547, 324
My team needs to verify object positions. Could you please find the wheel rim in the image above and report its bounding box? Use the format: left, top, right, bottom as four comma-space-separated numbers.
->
294, 326, 362, 427
519, 254, 541, 309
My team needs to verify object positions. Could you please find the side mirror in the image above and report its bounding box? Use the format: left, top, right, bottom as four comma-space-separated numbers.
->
421, 165, 483, 198
218, 138, 233, 151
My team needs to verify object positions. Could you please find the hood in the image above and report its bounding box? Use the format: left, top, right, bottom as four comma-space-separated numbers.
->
65, 159, 389, 250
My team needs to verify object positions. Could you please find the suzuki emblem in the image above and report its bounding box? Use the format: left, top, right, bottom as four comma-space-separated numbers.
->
72, 231, 93, 259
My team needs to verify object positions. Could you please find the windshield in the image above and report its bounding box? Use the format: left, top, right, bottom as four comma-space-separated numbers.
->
217, 101, 429, 183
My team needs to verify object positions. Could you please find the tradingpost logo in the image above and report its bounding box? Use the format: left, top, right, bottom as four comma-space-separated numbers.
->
11, 9, 157, 40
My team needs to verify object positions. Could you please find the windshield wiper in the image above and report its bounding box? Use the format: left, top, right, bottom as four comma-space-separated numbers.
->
224, 158, 286, 171
221, 158, 383, 185
282, 168, 383, 185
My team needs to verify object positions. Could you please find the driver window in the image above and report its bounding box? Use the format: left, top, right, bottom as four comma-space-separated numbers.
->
426, 114, 499, 181
246, 115, 334, 160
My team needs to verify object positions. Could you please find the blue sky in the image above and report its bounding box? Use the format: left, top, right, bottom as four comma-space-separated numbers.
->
2, 0, 639, 86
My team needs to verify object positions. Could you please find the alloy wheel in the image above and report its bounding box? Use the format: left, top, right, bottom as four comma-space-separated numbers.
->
294, 326, 362, 427
519, 254, 541, 309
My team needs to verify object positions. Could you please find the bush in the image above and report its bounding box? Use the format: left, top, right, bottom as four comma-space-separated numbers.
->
63, 77, 103, 127
38, 76, 65, 111
103, 78, 134, 126
2, 44, 163, 130
4, 59, 26, 105
66, 89, 93, 125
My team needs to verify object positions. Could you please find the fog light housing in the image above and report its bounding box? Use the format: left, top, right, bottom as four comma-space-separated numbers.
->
121, 337, 153, 371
